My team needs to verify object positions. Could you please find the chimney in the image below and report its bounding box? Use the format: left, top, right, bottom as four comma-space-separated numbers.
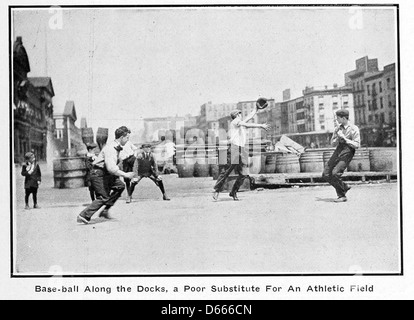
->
283, 89, 291, 101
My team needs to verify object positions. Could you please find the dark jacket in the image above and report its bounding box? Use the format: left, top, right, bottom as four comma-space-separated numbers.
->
21, 162, 41, 189
133, 151, 158, 177
122, 154, 136, 173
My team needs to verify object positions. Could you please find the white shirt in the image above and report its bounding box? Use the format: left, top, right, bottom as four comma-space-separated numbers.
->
93, 140, 123, 176
230, 118, 247, 147
119, 141, 138, 160
331, 123, 361, 149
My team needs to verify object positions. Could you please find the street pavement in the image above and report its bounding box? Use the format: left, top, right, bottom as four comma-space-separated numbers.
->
12, 162, 401, 275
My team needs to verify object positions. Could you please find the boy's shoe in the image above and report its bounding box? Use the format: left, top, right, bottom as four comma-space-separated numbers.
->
334, 196, 347, 203
99, 209, 113, 219
33, 204, 40, 209
126, 196, 132, 204
213, 191, 219, 201
229, 192, 239, 201
163, 194, 170, 201
24, 205, 30, 210
77, 215, 90, 224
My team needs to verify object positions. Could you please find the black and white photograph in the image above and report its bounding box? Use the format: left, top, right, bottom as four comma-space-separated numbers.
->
1, 0, 413, 301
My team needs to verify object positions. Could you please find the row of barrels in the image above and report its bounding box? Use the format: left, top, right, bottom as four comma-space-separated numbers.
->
176, 147, 398, 177
262, 148, 397, 174
52, 148, 397, 188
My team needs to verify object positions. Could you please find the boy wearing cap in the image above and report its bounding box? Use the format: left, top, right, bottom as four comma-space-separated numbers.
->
323, 109, 360, 202
21, 152, 41, 209
213, 103, 271, 201
85, 143, 98, 201
127, 143, 170, 202
77, 126, 135, 224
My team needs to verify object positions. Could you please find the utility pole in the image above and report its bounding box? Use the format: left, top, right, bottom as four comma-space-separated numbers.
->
87, 12, 95, 125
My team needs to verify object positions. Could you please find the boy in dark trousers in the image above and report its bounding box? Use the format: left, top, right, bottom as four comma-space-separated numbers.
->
21, 152, 41, 209
85, 142, 98, 201
322, 109, 360, 202
127, 143, 170, 202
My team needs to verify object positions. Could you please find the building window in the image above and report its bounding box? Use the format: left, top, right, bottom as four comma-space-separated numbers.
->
387, 78, 391, 89
55, 129, 63, 140
368, 115, 373, 122
320, 125, 325, 130
367, 84, 370, 95
380, 113, 385, 123
379, 81, 383, 93
380, 97, 384, 109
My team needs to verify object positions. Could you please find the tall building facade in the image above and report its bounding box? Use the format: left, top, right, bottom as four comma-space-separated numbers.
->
144, 115, 197, 143
345, 56, 397, 146
13, 37, 55, 164
196, 101, 238, 140
303, 85, 354, 132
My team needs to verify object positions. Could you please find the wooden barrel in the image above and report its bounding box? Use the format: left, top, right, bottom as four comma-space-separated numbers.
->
81, 127, 94, 144
218, 147, 228, 166
206, 147, 218, 176
299, 151, 324, 173
206, 147, 217, 160
209, 156, 220, 179
348, 149, 370, 172
275, 153, 300, 173
264, 152, 277, 173
193, 157, 209, 177
96, 127, 109, 148
248, 155, 262, 174
176, 160, 195, 178
176, 150, 195, 178
53, 157, 87, 189
369, 147, 397, 172
260, 154, 267, 173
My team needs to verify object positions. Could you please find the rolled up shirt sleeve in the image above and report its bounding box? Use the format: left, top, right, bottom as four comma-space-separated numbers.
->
345, 126, 361, 149
332, 125, 361, 149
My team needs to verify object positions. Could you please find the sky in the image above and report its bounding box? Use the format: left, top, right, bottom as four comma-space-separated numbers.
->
12, 6, 397, 136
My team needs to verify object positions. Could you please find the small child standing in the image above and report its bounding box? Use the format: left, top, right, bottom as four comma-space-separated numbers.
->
21, 152, 41, 209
